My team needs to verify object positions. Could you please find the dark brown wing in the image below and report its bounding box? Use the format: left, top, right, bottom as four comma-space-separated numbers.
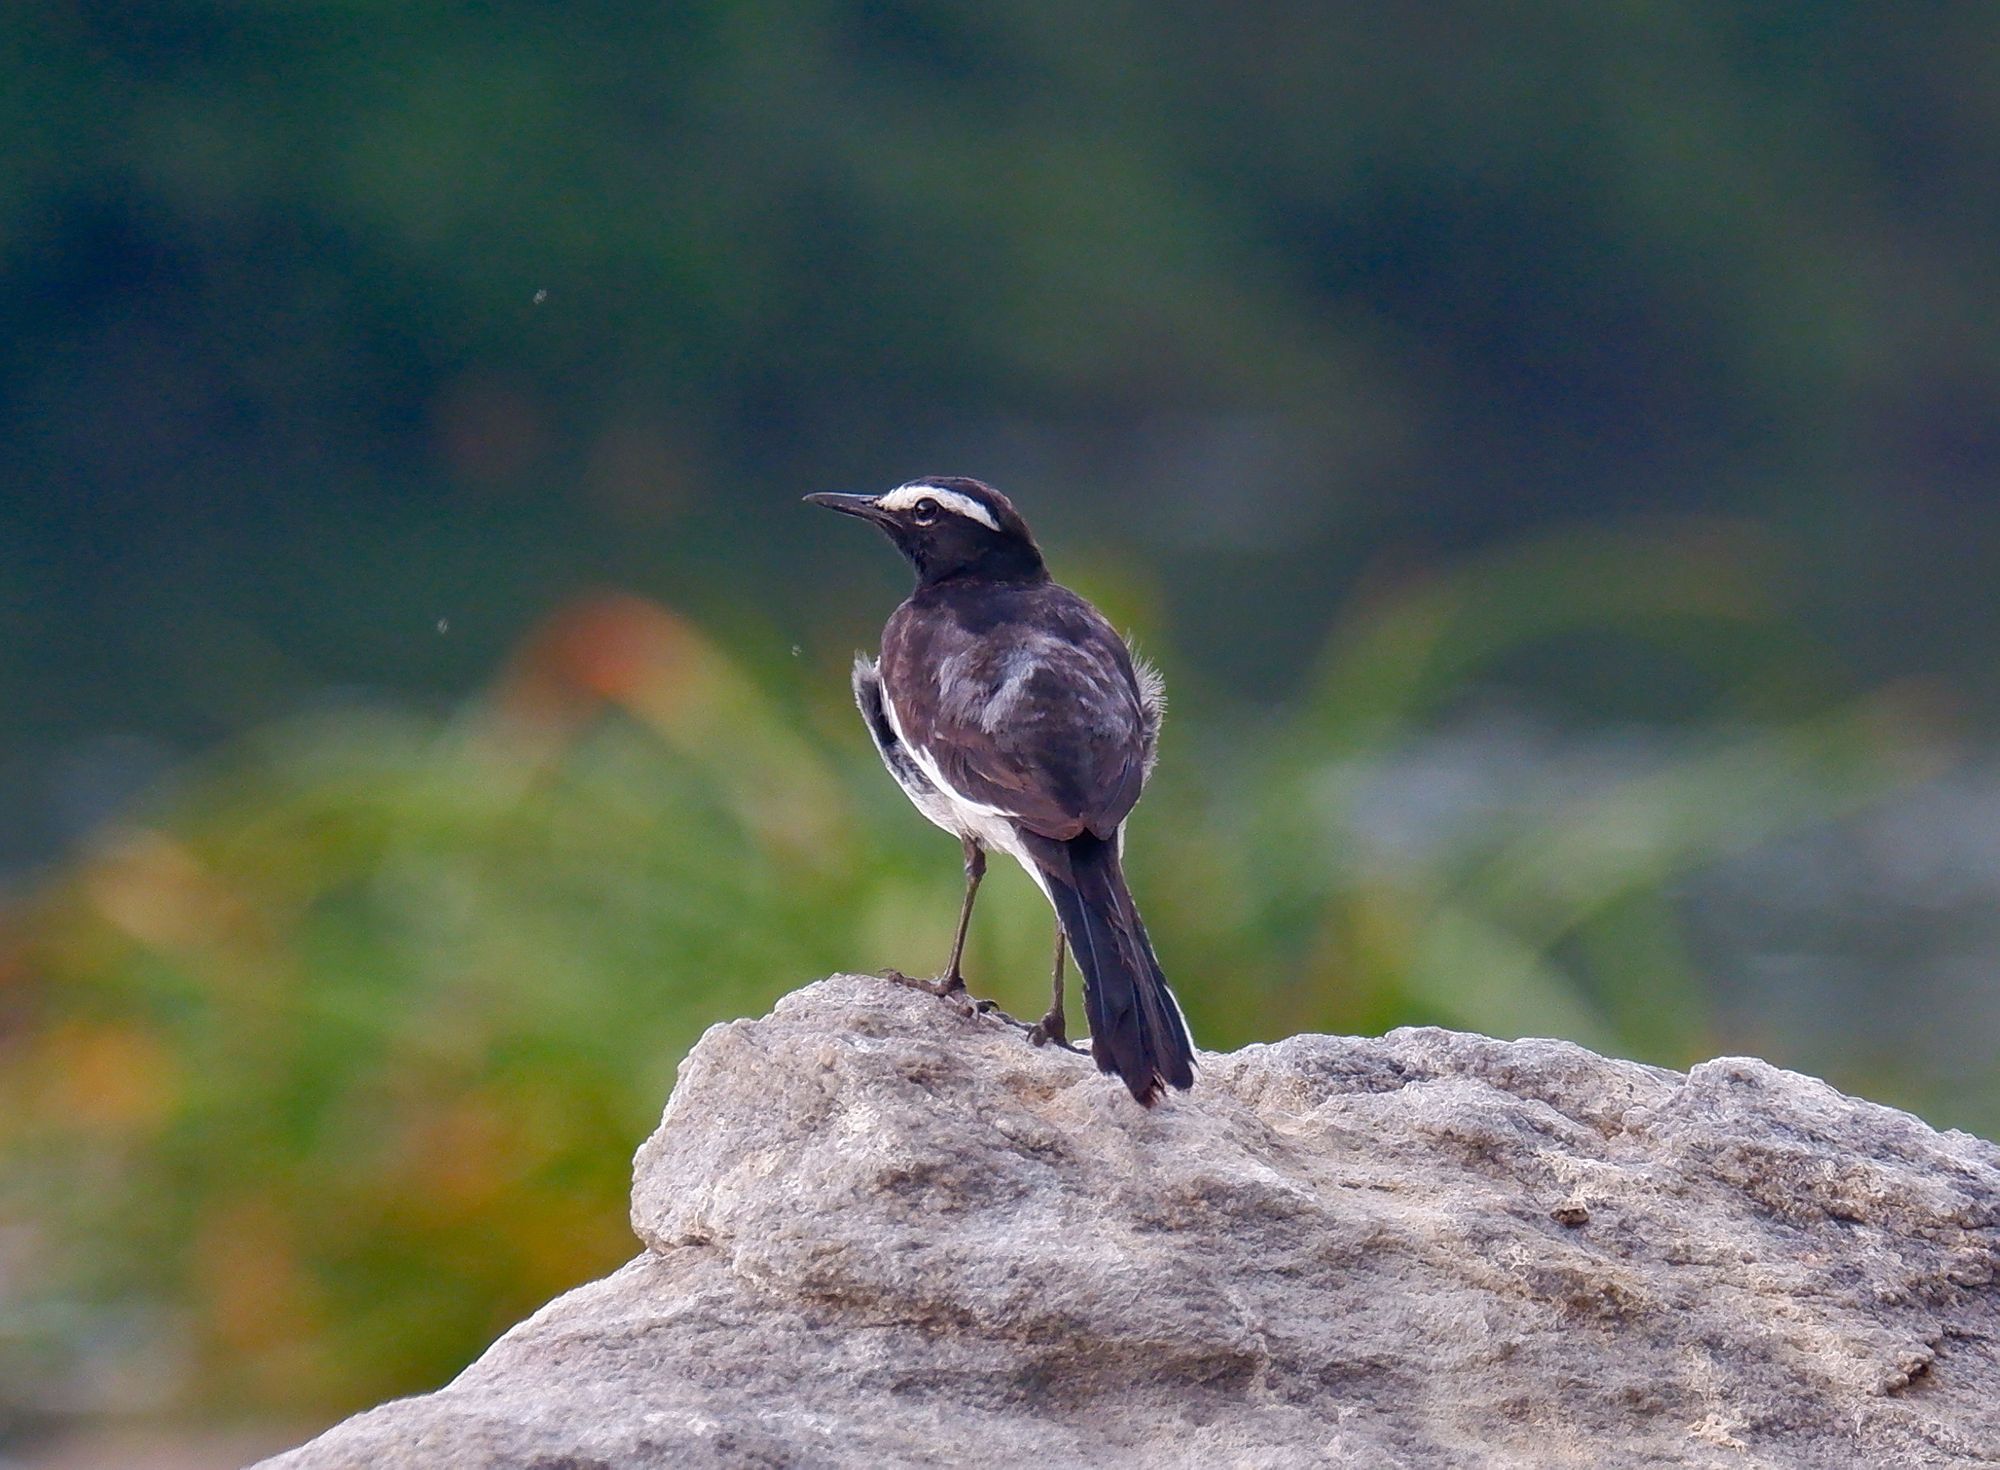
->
878, 582, 1151, 841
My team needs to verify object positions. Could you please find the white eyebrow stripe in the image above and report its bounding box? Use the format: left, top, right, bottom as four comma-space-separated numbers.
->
876, 483, 1000, 531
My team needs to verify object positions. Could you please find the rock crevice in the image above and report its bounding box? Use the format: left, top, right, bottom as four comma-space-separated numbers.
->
263, 975, 2000, 1468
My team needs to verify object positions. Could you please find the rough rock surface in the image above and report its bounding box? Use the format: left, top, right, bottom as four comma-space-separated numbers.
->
262, 974, 2000, 1468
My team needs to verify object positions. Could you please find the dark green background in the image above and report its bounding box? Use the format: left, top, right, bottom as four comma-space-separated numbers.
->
8, 4, 1999, 868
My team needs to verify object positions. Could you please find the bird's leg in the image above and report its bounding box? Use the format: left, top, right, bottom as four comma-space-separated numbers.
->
890, 840, 1000, 1013
939, 838, 985, 994
1027, 924, 1083, 1052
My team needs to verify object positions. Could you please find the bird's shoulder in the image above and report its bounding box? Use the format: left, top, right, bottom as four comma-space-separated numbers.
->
882, 580, 1131, 688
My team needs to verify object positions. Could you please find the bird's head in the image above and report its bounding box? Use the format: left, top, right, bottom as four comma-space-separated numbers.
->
804, 477, 1046, 585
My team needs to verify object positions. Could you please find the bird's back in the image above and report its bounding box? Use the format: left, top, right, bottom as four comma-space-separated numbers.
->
879, 580, 1156, 843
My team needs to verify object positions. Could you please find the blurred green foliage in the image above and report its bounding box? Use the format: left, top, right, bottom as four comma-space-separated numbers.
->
0, 526, 1945, 1421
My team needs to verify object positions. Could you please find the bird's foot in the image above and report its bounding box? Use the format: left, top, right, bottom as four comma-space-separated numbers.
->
1027, 1008, 1085, 1054
877, 968, 951, 993
885, 969, 1024, 1025
887, 969, 986, 1004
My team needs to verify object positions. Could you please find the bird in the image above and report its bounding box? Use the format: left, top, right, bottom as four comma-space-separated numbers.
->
804, 476, 1196, 1105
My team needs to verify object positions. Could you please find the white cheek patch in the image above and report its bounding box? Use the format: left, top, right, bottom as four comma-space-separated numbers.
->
876, 483, 1000, 532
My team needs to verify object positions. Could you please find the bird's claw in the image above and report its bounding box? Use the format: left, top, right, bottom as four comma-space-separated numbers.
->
1027, 1010, 1085, 1054
883, 969, 968, 999
883, 970, 1030, 1028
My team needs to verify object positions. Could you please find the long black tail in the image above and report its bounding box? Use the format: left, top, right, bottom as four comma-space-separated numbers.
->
1032, 831, 1195, 1106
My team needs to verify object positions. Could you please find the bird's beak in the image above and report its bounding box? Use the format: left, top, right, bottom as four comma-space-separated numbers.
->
802, 491, 889, 523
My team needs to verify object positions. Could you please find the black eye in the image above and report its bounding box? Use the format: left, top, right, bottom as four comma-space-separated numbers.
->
912, 497, 940, 525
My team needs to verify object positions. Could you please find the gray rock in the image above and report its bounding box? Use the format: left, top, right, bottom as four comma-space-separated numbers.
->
259, 974, 2000, 1468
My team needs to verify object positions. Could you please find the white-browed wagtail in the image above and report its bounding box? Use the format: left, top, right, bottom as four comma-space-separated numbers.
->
805, 477, 1196, 1105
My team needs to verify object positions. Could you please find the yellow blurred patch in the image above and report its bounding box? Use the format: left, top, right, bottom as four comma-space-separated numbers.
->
196, 1196, 329, 1373
83, 828, 246, 952
31, 1020, 182, 1132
